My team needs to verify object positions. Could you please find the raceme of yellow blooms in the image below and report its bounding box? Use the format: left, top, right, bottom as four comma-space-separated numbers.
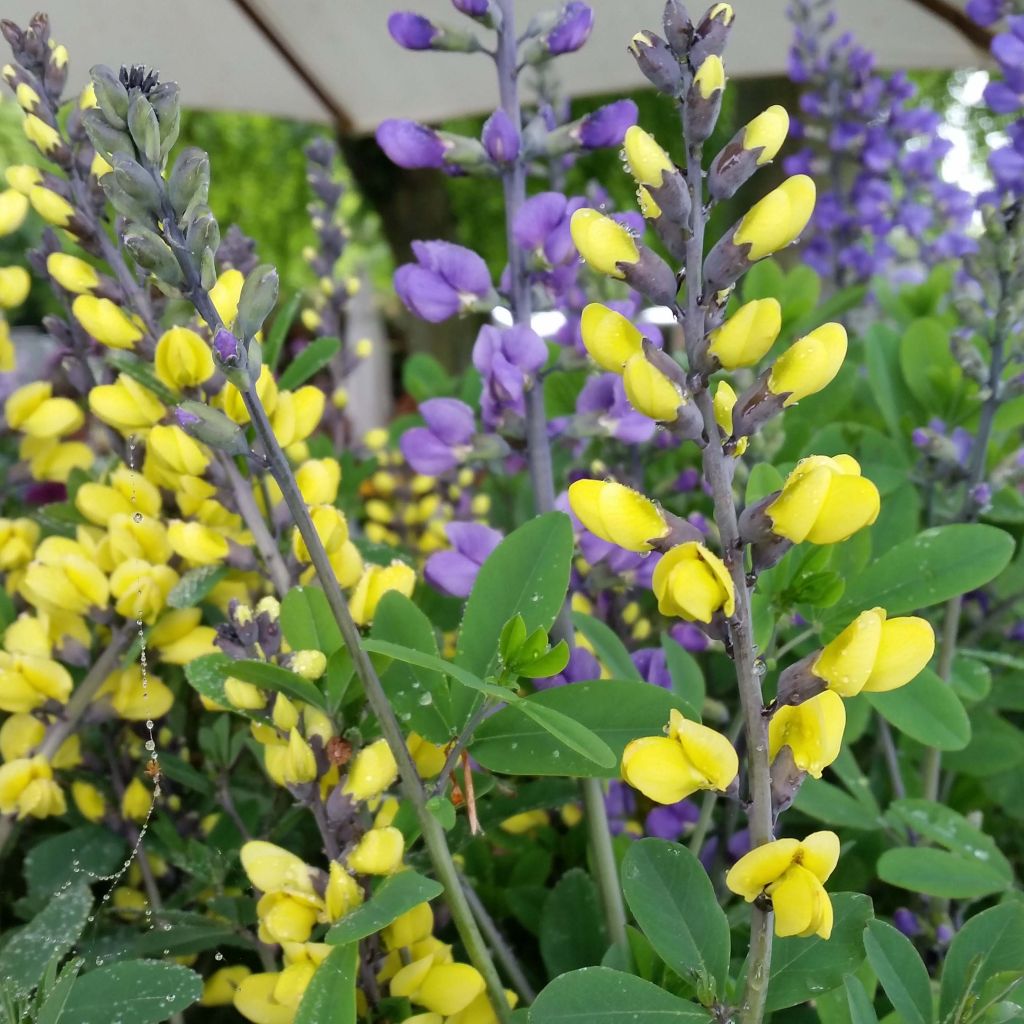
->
567, 479, 668, 552
727, 831, 840, 940
621, 709, 738, 804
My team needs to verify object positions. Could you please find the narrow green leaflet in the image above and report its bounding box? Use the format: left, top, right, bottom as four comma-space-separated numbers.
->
264, 291, 302, 370
277, 335, 342, 389
295, 943, 358, 1024
866, 669, 970, 751
326, 871, 443, 945
621, 839, 730, 996
227, 659, 327, 711
513, 701, 616, 769
571, 612, 641, 680
281, 586, 344, 655
877, 848, 1009, 899
166, 564, 227, 609
530, 967, 713, 1023
59, 961, 201, 1024
34, 957, 83, 1024
863, 920, 933, 1024
539, 870, 608, 978
844, 975, 880, 1024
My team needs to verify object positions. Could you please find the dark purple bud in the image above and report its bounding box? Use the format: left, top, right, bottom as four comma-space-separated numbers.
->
893, 908, 920, 937
452, 0, 491, 16
376, 119, 447, 169
578, 99, 639, 149
388, 11, 439, 49
629, 30, 683, 95
482, 110, 520, 164
213, 327, 242, 365
662, 0, 693, 55
174, 406, 202, 430
546, 2, 594, 54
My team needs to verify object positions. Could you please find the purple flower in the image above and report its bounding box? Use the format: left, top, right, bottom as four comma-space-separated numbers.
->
376, 119, 447, 169
452, 0, 490, 15
513, 191, 587, 266
424, 521, 503, 597
893, 908, 921, 936
400, 397, 476, 475
174, 406, 203, 430
545, 2, 594, 54
967, 0, 1008, 25
395, 240, 492, 322
576, 374, 656, 444
632, 647, 672, 690
577, 99, 638, 149
472, 323, 548, 426
213, 327, 242, 364
604, 780, 637, 835
671, 622, 709, 653
482, 110, 519, 164
388, 11, 439, 49
645, 800, 699, 840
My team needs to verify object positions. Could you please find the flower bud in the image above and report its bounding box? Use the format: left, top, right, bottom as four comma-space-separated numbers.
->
127, 92, 161, 163
167, 518, 231, 566
236, 263, 279, 341
574, 100, 639, 150
200, 966, 251, 1007
241, 840, 316, 893
348, 826, 404, 875
28, 185, 75, 229
579, 303, 644, 373
707, 298, 781, 368
629, 31, 683, 95
148, 81, 181, 158
22, 114, 66, 159
482, 109, 519, 164
325, 862, 363, 921
71, 295, 143, 349
124, 224, 182, 285
90, 64, 129, 127
769, 690, 845, 779
709, 105, 790, 200
0, 266, 30, 309
416, 964, 487, 1016
5, 164, 42, 196
388, 11, 480, 52
570, 209, 638, 278
72, 779, 106, 822
690, 2, 734, 64
686, 55, 725, 141
663, 1, 693, 54
349, 561, 417, 626
622, 352, 684, 422
46, 253, 99, 294
376, 119, 448, 170
733, 174, 816, 260
767, 323, 847, 405
713, 380, 747, 454
568, 479, 669, 551
0, 188, 28, 236
343, 738, 399, 802
624, 126, 674, 189
111, 153, 162, 211
652, 541, 734, 622
167, 147, 210, 222
82, 107, 134, 164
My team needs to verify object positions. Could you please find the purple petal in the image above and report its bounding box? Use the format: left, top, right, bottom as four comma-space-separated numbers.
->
546, 1, 595, 54
412, 240, 492, 297
447, 521, 503, 563
513, 191, 568, 251
376, 119, 447, 169
394, 264, 460, 322
505, 324, 548, 373
400, 426, 458, 475
578, 99, 638, 149
420, 397, 476, 445
424, 550, 481, 597
482, 110, 520, 163
388, 11, 438, 49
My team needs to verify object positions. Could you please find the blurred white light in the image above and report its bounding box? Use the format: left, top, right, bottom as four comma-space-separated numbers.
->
490, 307, 568, 337
638, 305, 677, 326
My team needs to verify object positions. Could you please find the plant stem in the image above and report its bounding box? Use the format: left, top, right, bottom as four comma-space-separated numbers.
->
922, 592, 962, 801
492, 0, 628, 952
430, 699, 494, 799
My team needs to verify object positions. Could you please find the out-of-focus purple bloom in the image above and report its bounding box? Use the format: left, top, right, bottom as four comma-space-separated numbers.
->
577, 99, 639, 149
534, 645, 601, 689
671, 622, 709, 653
395, 240, 492, 322
24, 481, 66, 505
576, 373, 657, 444
936, 923, 955, 945
728, 828, 751, 862
545, 2, 595, 54
967, 0, 1008, 26
453, 0, 490, 16
645, 800, 699, 840
424, 521, 503, 597
893, 907, 921, 936
675, 468, 702, 492
632, 647, 672, 690
400, 397, 476, 475
377, 119, 447, 169
604, 780, 637, 835
388, 11, 439, 49
472, 323, 548, 426
513, 191, 587, 265
482, 110, 519, 164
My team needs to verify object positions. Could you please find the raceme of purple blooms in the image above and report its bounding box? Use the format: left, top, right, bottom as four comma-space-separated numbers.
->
394, 240, 492, 322
400, 397, 476, 475
514, 191, 587, 266
576, 99, 639, 149
482, 110, 519, 164
424, 521, 503, 597
388, 11, 439, 49
472, 323, 548, 427
376, 119, 447, 169
786, 0, 974, 283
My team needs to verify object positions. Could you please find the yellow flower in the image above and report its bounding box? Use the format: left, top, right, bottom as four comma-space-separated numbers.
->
167, 520, 230, 566
768, 323, 847, 406
813, 607, 935, 696
623, 126, 674, 187
71, 779, 106, 822
104, 513, 171, 567
71, 295, 143, 349
622, 354, 683, 422
621, 709, 738, 803
109, 559, 179, 623
20, 540, 109, 616
500, 809, 549, 834
256, 890, 323, 944
408, 733, 447, 778
652, 542, 735, 622
348, 826, 404, 875
5, 165, 41, 196
0, 189, 29, 236
87, 374, 165, 435
0, 712, 79, 767
0, 316, 13, 373
410, 962, 486, 1017
733, 175, 816, 260
17, 436, 91, 484
707, 298, 782, 369
743, 105, 790, 164
383, 902, 434, 950
233, 972, 294, 1024
293, 458, 342, 505
726, 831, 839, 939
767, 455, 880, 545
693, 55, 725, 98
121, 776, 153, 822
448, 989, 520, 1024
28, 185, 74, 228
713, 380, 746, 454
46, 253, 99, 294
567, 479, 668, 552
0, 650, 73, 713
349, 561, 416, 626
283, 728, 317, 784
98, 663, 174, 720
145, 424, 211, 479
769, 690, 845, 778
579, 303, 644, 373
289, 650, 327, 680
325, 861, 364, 921
201, 965, 251, 1007
0, 266, 31, 309
154, 326, 215, 389
75, 466, 161, 526
569, 209, 639, 278
4, 381, 82, 438
292, 505, 348, 562
222, 364, 279, 424
23, 114, 62, 155
209, 268, 244, 326
148, 610, 217, 665
343, 738, 399, 801
270, 387, 326, 449
0, 518, 39, 571
0, 755, 65, 819
241, 840, 315, 894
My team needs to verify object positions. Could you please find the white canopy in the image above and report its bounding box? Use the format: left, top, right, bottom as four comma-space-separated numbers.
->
4, 0, 990, 134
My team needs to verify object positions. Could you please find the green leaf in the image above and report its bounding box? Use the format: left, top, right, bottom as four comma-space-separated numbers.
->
661, 636, 705, 720
621, 839, 730, 995
326, 871, 443, 946
939, 902, 1024, 1022
157, 752, 215, 795
793, 778, 881, 831
295, 943, 358, 1024
372, 592, 453, 743
570, 613, 640, 680
166, 564, 227, 609
530, 967, 713, 1023
265, 291, 301, 370
454, 512, 573, 724
540, 870, 608, 978
281, 586, 344, 655
877, 848, 1009, 899
23, 827, 126, 905
866, 669, 970, 751
825, 525, 1015, 629
35, 957, 83, 1024
402, 352, 455, 402
864, 324, 912, 438
899, 317, 961, 413
746, 463, 785, 505
184, 653, 234, 712
943, 711, 1024, 777
544, 369, 589, 418
844, 975, 879, 1024
514, 701, 616, 769
471, 680, 684, 778
134, 911, 249, 957
863, 919, 933, 1024
277, 335, 342, 389
105, 350, 178, 404
228, 659, 327, 711
60, 960, 201, 1024
2, 884, 92, 997
766, 893, 873, 1011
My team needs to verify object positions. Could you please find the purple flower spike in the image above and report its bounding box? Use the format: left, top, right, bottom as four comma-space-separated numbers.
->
578, 99, 639, 148
377, 119, 447, 169
401, 397, 476, 475
395, 240, 492, 323
388, 11, 439, 49
546, 1, 595, 55
482, 110, 520, 164
424, 521, 503, 597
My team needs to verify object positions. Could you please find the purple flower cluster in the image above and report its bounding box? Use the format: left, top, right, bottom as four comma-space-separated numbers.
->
400, 397, 476, 475
394, 240, 492, 322
786, 0, 974, 284
424, 521, 502, 597
472, 323, 549, 428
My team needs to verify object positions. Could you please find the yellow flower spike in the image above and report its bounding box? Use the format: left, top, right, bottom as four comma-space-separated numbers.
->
28, 185, 74, 228
768, 322, 847, 406
743, 105, 790, 165
567, 479, 668, 552
768, 690, 845, 778
416, 963, 487, 1016
71, 295, 143, 349
733, 175, 816, 260
349, 561, 416, 627
579, 304, 647, 374
167, 520, 230, 566
46, 253, 99, 294
233, 972, 293, 1024
325, 861, 364, 921
0, 266, 31, 309
569, 208, 639, 278
343, 737, 399, 801
652, 541, 735, 622
622, 353, 683, 422
767, 455, 880, 545
241, 840, 315, 894
23, 114, 62, 155
285, 728, 317, 784
5, 165, 42, 196
209, 268, 245, 326
121, 776, 152, 822
0, 189, 29, 236
623, 126, 675, 188
347, 825, 405, 875
201, 965, 251, 1007
707, 298, 782, 369
862, 615, 935, 693
99, 664, 174, 720
71, 779, 106, 822
4, 381, 83, 438
154, 326, 215, 389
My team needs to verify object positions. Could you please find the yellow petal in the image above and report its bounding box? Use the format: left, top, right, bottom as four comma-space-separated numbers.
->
813, 608, 884, 696
725, 838, 801, 902
620, 735, 705, 804
580, 303, 644, 373
862, 616, 935, 692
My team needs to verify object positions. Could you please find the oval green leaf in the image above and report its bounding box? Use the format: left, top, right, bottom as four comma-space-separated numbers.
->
863, 919, 933, 1024
866, 668, 970, 751
877, 847, 1009, 899
326, 870, 443, 946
